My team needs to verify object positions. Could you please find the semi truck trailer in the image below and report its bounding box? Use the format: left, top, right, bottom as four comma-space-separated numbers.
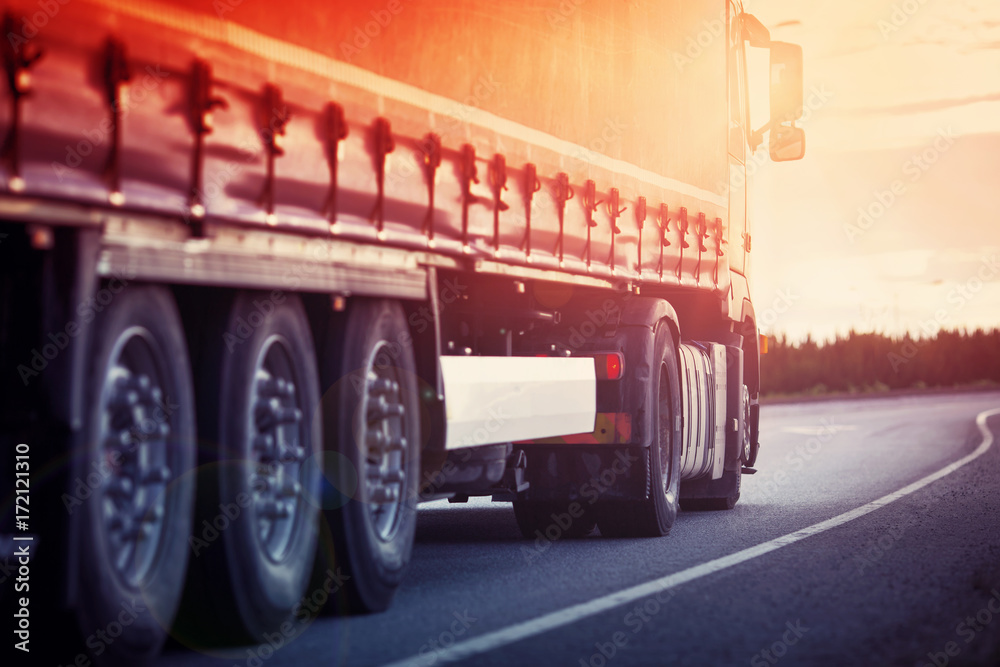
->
0, 0, 804, 663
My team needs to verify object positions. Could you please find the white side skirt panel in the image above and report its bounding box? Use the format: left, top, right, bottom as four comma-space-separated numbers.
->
440, 356, 596, 450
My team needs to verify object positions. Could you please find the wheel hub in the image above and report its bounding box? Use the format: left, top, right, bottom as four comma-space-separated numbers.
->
99, 332, 173, 588
248, 339, 307, 562
360, 343, 408, 541
741, 384, 752, 464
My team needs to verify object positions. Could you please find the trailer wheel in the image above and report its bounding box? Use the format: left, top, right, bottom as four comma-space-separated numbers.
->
746, 388, 760, 467
76, 285, 196, 665
679, 468, 741, 511
318, 299, 420, 613
183, 292, 321, 642
596, 323, 682, 538
512, 501, 597, 540
678, 384, 748, 512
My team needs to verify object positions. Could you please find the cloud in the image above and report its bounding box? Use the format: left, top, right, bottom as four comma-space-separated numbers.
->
831, 93, 1000, 118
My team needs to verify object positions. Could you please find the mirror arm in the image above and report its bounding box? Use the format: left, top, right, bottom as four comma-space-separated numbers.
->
741, 13, 771, 48
750, 120, 773, 153
751, 119, 798, 153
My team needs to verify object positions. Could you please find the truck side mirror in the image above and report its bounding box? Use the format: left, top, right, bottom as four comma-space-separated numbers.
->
770, 124, 805, 162
769, 42, 803, 123
741, 13, 771, 48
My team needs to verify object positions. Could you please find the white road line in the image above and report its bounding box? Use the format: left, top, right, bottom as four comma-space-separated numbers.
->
383, 408, 1000, 667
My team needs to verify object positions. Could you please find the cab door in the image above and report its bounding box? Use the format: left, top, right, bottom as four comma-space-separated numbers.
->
727, 2, 749, 275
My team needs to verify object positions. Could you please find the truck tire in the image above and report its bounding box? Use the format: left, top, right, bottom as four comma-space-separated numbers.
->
679, 468, 741, 511
76, 285, 196, 666
679, 384, 748, 511
596, 323, 682, 538
182, 291, 321, 643
746, 392, 760, 467
317, 299, 420, 613
512, 501, 597, 540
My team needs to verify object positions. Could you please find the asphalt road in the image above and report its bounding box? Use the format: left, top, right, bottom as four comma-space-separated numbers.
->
158, 390, 1000, 667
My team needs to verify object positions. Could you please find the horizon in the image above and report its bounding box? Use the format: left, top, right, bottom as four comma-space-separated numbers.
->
747, 0, 1000, 344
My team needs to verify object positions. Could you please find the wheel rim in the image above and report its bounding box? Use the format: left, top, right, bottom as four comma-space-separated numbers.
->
358, 340, 407, 541
98, 327, 174, 589
658, 362, 674, 503
741, 385, 752, 464
248, 336, 307, 563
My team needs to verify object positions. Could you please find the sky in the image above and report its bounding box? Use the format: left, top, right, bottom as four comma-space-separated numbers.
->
745, 0, 1000, 342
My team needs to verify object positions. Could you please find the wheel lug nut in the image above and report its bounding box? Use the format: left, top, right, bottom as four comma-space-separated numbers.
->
125, 524, 152, 541
142, 466, 171, 485
369, 487, 399, 504
382, 470, 405, 484
106, 477, 134, 498
275, 407, 302, 425
126, 375, 152, 394
370, 378, 398, 396
260, 499, 291, 519
139, 505, 164, 523
253, 434, 276, 459
111, 389, 140, 410
280, 445, 305, 463
105, 432, 131, 449
366, 430, 386, 452
368, 398, 404, 421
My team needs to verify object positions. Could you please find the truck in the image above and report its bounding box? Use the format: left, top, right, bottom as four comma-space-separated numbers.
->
0, 0, 804, 663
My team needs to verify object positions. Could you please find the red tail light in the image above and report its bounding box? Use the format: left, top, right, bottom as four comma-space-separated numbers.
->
595, 353, 624, 380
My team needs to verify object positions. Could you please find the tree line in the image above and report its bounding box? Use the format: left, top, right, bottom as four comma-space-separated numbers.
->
760, 329, 1000, 397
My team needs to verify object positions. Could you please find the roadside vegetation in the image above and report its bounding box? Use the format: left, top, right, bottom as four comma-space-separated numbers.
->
761, 329, 1000, 398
